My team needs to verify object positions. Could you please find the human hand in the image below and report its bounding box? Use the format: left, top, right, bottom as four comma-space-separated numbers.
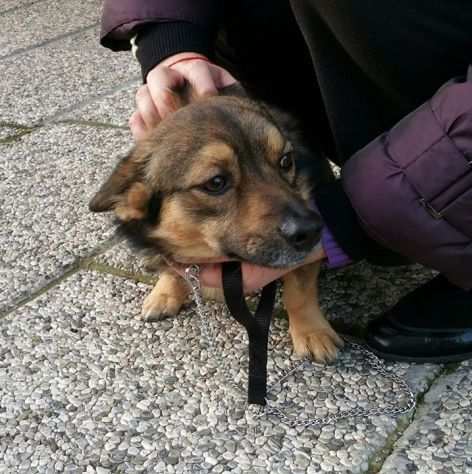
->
129, 52, 237, 141
184, 245, 326, 294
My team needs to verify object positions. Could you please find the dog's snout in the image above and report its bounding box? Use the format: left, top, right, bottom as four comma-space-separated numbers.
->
279, 213, 322, 252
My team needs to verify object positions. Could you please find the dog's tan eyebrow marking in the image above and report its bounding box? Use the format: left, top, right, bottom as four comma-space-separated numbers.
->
184, 142, 238, 186
199, 142, 235, 160
265, 126, 285, 156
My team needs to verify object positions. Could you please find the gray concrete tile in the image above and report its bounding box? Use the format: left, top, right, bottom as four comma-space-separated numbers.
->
0, 0, 38, 15
0, 27, 139, 125
59, 81, 140, 127
0, 126, 23, 141
0, 270, 440, 473
0, 0, 101, 57
94, 240, 158, 281
380, 361, 472, 474
0, 124, 132, 313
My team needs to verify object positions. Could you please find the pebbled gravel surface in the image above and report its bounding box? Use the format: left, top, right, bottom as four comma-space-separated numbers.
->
379, 360, 472, 474
0, 27, 138, 124
94, 240, 159, 283
57, 82, 139, 128
0, 270, 441, 473
0, 125, 130, 313
0, 0, 101, 57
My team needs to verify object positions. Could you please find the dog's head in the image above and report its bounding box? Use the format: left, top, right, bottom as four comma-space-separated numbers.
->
89, 88, 331, 268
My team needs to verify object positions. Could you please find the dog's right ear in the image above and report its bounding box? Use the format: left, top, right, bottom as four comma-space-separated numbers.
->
218, 82, 248, 99
89, 149, 152, 222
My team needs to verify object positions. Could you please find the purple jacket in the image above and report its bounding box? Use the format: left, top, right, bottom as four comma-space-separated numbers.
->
101, 1, 220, 53
100, 1, 472, 289
343, 75, 472, 289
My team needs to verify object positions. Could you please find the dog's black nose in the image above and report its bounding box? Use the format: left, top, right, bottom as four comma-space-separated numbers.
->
279, 213, 322, 252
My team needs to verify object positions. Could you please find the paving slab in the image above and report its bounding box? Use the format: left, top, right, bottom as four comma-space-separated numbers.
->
0, 124, 132, 314
0, 126, 16, 140
379, 361, 472, 474
0, 27, 139, 125
0, 0, 38, 15
94, 240, 158, 282
0, 125, 27, 141
0, 270, 440, 473
0, 0, 101, 58
59, 81, 140, 128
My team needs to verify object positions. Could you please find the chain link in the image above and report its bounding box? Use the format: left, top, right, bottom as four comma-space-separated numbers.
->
184, 265, 416, 428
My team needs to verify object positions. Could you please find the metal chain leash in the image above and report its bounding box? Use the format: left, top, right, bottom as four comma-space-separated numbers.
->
184, 265, 416, 428
184, 265, 247, 399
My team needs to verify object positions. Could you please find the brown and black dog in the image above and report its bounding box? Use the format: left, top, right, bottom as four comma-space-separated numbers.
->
89, 86, 342, 362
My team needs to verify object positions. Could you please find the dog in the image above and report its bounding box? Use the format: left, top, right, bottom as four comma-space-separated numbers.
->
89, 85, 342, 362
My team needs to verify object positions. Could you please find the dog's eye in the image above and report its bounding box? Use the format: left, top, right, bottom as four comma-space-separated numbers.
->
279, 153, 294, 172
202, 175, 229, 195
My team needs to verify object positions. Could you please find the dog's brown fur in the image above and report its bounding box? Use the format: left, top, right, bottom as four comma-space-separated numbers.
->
89, 86, 342, 361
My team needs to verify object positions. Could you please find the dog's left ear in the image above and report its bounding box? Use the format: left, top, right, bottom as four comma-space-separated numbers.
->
89, 148, 153, 222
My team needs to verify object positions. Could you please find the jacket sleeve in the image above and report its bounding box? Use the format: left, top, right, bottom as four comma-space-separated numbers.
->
337, 68, 472, 289
100, 1, 222, 49
101, 1, 222, 79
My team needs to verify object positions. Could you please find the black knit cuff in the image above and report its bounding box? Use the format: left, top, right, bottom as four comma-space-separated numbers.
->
136, 22, 215, 82
316, 179, 409, 266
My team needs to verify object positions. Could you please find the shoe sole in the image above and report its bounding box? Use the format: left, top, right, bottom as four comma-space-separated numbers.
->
366, 347, 472, 364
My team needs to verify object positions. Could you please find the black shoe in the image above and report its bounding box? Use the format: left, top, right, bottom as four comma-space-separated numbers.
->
366, 274, 472, 363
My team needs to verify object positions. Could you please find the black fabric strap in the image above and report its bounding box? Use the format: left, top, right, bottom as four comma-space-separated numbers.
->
222, 262, 277, 405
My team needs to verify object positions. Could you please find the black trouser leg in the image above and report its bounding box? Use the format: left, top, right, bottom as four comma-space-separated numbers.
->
290, 0, 472, 163
214, 0, 336, 158
216, 0, 472, 165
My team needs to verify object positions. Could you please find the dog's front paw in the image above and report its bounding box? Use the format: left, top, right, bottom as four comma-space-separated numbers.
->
141, 291, 184, 321
290, 326, 343, 362
139, 272, 189, 322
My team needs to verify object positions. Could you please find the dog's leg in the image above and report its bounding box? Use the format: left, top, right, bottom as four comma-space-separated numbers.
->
282, 262, 343, 362
141, 270, 190, 321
